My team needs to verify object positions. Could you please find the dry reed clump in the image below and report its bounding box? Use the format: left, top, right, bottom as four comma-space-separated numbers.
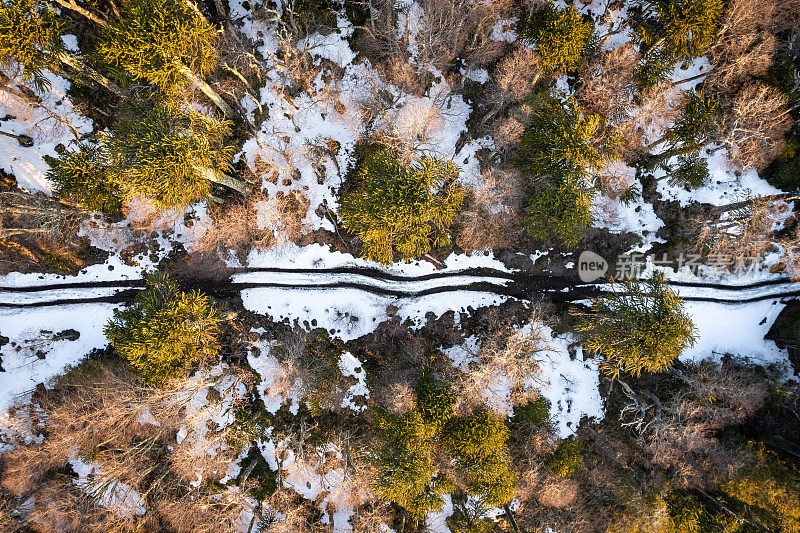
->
0, 362, 252, 533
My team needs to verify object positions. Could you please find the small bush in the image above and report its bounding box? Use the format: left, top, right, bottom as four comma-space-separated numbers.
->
104, 272, 223, 386
513, 396, 552, 428
339, 148, 464, 265
521, 5, 593, 73
543, 438, 584, 478
525, 183, 593, 246
574, 274, 697, 378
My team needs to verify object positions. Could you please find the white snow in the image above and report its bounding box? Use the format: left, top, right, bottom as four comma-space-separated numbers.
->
0, 304, 117, 413
0, 69, 93, 193
69, 456, 147, 517
338, 351, 369, 412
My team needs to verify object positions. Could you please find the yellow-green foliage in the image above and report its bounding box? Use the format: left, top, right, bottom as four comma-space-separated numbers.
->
371, 377, 518, 520
543, 437, 584, 478
518, 96, 615, 183
96, 0, 218, 96
720, 450, 800, 532
442, 411, 509, 462
522, 5, 593, 73
48, 102, 233, 211
575, 274, 697, 378
104, 272, 223, 386
637, 0, 724, 60
339, 149, 465, 265
0, 0, 63, 91
416, 371, 456, 427
525, 182, 593, 246
46, 144, 121, 215
372, 409, 449, 521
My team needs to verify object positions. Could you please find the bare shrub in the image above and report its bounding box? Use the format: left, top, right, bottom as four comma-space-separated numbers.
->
456, 168, 524, 252
1, 362, 251, 532
578, 44, 640, 122
453, 314, 550, 415
357, 0, 511, 72
619, 360, 771, 488
714, 83, 792, 171
537, 478, 579, 508
705, 0, 779, 96
490, 48, 544, 108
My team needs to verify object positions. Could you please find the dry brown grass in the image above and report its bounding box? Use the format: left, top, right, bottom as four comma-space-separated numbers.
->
1, 362, 252, 533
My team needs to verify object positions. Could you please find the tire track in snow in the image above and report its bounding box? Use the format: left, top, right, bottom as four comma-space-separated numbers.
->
1, 267, 800, 307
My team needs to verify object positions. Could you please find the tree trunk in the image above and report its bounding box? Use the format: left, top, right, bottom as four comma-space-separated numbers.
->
198, 166, 251, 196
57, 52, 125, 98
176, 63, 237, 119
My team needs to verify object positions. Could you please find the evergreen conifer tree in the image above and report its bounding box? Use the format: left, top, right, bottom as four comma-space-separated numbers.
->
518, 96, 617, 184
574, 273, 697, 378
370, 376, 518, 520
47, 102, 236, 211
371, 409, 450, 522
521, 5, 593, 74
0, 0, 63, 91
525, 183, 593, 246
636, 0, 724, 60
45, 144, 121, 214
339, 149, 464, 265
104, 272, 223, 386
95, 0, 234, 116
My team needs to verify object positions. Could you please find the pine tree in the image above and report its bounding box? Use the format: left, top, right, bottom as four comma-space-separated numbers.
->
0, 0, 64, 91
574, 274, 697, 378
95, 0, 234, 116
339, 149, 465, 265
106, 102, 235, 210
45, 143, 121, 215
521, 5, 593, 74
371, 409, 450, 522
47, 102, 236, 211
637, 0, 724, 60
104, 272, 223, 386
525, 183, 594, 246
664, 91, 717, 155
667, 153, 709, 189
518, 96, 617, 184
